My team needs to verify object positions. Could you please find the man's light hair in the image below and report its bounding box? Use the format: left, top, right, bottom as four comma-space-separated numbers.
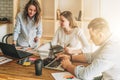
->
88, 18, 110, 33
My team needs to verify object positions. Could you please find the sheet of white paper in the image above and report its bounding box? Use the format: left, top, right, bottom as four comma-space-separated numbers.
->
39, 51, 49, 59
37, 42, 51, 59
51, 72, 80, 80
37, 42, 50, 52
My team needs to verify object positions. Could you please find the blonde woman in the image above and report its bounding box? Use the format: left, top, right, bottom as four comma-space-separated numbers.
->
51, 11, 91, 55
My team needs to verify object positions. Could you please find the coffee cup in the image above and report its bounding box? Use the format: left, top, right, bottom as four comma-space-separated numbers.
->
34, 59, 43, 76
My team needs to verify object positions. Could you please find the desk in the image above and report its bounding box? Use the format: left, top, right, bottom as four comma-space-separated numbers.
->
0, 52, 88, 80
0, 52, 59, 80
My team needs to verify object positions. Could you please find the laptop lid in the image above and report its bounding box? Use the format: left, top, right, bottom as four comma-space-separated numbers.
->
0, 42, 32, 59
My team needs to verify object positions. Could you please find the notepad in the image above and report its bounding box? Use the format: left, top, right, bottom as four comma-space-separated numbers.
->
0, 56, 13, 65
51, 72, 79, 80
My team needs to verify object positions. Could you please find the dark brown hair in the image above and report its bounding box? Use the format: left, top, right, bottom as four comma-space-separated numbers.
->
23, 0, 41, 26
60, 11, 77, 28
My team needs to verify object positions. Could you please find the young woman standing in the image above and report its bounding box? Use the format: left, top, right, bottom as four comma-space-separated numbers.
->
13, 0, 42, 48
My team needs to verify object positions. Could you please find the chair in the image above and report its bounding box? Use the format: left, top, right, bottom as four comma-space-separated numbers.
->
2, 33, 13, 44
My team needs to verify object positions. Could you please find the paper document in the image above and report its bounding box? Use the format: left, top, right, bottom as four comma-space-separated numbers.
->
38, 50, 49, 59
0, 56, 13, 65
51, 72, 80, 80
37, 42, 50, 52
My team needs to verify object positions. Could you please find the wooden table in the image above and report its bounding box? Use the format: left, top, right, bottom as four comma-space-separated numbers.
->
0, 52, 59, 80
0, 51, 88, 80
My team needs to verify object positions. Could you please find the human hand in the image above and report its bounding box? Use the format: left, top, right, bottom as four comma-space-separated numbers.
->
34, 37, 39, 43
64, 47, 73, 55
61, 58, 72, 69
56, 53, 70, 60
12, 40, 16, 46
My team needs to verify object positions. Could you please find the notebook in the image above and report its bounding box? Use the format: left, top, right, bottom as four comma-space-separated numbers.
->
0, 42, 33, 59
0, 56, 13, 65
52, 72, 79, 80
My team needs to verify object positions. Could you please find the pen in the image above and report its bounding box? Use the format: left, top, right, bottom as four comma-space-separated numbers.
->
64, 43, 70, 48
66, 43, 70, 47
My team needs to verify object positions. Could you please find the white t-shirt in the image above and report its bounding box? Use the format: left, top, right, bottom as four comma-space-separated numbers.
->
75, 35, 120, 80
51, 27, 91, 53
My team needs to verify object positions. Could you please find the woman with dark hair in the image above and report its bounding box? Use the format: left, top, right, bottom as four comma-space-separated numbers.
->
13, 0, 42, 48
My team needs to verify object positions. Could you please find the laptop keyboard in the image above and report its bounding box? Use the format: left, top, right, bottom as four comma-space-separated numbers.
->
44, 58, 64, 71
47, 59, 61, 68
43, 58, 55, 66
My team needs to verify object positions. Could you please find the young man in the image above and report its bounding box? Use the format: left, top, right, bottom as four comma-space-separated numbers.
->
57, 18, 120, 80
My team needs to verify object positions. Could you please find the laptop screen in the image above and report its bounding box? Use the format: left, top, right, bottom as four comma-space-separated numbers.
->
0, 42, 20, 58
0, 42, 32, 59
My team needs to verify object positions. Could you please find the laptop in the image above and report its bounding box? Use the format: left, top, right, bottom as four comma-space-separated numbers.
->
0, 42, 33, 59
44, 58, 64, 71
38, 42, 64, 71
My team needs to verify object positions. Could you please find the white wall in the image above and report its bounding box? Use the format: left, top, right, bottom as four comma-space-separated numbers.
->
0, 24, 8, 42
20, 0, 29, 12
59, 0, 81, 19
101, 0, 120, 38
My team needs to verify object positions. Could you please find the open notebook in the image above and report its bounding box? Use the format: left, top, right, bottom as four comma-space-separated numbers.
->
52, 72, 79, 80
0, 56, 13, 65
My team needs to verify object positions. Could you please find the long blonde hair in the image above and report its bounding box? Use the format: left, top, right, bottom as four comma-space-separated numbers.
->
60, 11, 77, 28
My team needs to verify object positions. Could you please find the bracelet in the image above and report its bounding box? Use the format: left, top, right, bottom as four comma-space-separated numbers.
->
70, 55, 72, 61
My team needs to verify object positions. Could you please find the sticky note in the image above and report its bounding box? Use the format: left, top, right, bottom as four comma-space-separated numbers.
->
23, 62, 31, 66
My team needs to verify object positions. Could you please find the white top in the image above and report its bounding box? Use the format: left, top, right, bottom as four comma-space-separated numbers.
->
75, 35, 120, 80
51, 27, 91, 53
13, 12, 42, 48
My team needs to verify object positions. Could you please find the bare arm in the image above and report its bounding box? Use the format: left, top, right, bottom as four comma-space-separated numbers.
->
72, 53, 87, 63
64, 47, 83, 55
61, 59, 76, 75
60, 54, 88, 76
56, 53, 87, 63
